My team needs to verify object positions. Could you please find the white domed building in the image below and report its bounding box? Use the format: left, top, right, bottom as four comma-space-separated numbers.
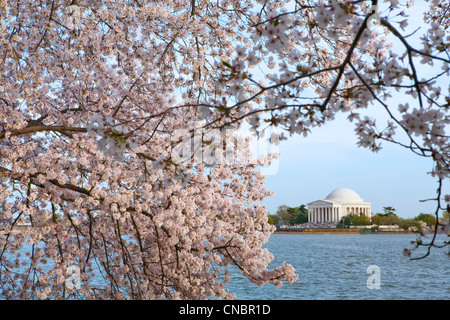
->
307, 188, 371, 224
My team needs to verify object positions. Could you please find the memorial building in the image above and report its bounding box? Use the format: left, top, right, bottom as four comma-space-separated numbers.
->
307, 187, 371, 224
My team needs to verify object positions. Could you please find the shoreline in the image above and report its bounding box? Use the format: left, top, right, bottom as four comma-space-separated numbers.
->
273, 230, 414, 235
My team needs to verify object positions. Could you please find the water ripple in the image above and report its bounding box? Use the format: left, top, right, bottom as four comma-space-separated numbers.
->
225, 234, 450, 300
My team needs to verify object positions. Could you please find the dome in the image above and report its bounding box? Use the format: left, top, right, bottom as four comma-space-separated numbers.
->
325, 187, 363, 203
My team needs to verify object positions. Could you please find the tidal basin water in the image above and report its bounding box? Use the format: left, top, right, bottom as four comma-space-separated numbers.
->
225, 234, 450, 300
1, 233, 448, 300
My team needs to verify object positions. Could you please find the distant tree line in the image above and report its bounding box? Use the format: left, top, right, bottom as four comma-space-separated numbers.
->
269, 205, 449, 232
268, 205, 308, 226
366, 206, 442, 232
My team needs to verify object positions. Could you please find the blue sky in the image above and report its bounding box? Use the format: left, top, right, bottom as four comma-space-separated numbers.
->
247, 1, 449, 219
258, 111, 443, 219
196, 1, 446, 220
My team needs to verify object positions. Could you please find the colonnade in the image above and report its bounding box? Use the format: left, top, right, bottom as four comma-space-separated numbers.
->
308, 206, 371, 223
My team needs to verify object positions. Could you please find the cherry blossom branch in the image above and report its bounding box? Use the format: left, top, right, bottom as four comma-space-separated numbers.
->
410, 178, 449, 260
0, 124, 87, 139
320, 10, 375, 112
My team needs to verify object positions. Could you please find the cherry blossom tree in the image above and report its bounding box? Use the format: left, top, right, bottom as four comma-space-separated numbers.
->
0, 0, 297, 299
0, 0, 448, 300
